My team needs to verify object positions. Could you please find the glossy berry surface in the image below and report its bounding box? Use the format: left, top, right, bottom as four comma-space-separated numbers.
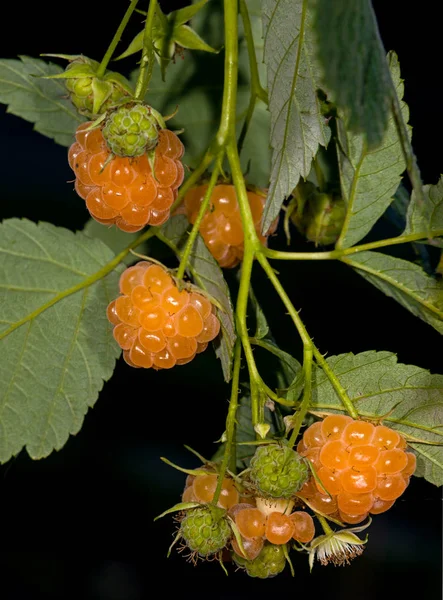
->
180, 506, 231, 557
249, 443, 309, 499
69, 123, 184, 232
183, 184, 279, 268
298, 416, 415, 523
233, 542, 287, 578
107, 261, 220, 369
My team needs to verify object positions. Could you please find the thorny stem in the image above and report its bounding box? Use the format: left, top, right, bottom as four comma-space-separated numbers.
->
256, 254, 359, 419
176, 156, 223, 281
288, 347, 313, 447
212, 340, 242, 505
134, 0, 158, 100
96, 0, 140, 78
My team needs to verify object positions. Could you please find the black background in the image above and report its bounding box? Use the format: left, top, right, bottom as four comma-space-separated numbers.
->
0, 1, 442, 599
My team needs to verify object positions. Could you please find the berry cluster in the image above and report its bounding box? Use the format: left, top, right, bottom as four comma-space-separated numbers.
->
297, 416, 416, 524
182, 472, 240, 509
107, 261, 220, 369
69, 123, 184, 232
183, 184, 278, 268
233, 543, 287, 579
230, 502, 315, 560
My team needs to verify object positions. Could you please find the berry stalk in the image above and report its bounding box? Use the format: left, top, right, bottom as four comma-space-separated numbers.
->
175, 156, 223, 281
288, 347, 313, 448
96, 0, 140, 78
134, 0, 158, 100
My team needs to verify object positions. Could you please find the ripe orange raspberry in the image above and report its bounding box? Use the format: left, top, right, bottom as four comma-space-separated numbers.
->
183, 184, 279, 268
69, 123, 184, 232
298, 415, 416, 523
107, 261, 220, 369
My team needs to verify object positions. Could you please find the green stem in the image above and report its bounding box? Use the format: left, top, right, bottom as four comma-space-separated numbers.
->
288, 347, 313, 447
239, 0, 267, 103
317, 514, 334, 535
96, 0, 140, 78
237, 95, 257, 157
134, 0, 158, 100
176, 157, 223, 280
212, 339, 242, 505
263, 229, 443, 261
0, 227, 158, 341
170, 149, 216, 214
256, 253, 358, 419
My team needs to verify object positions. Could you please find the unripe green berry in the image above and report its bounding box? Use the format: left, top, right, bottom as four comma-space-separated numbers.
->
103, 103, 160, 157
249, 443, 308, 499
180, 505, 231, 557
233, 543, 287, 578
291, 190, 346, 247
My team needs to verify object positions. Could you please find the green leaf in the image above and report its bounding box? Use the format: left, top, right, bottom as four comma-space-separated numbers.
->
261, 0, 330, 233
82, 218, 150, 266
343, 251, 443, 335
172, 0, 210, 27
0, 219, 121, 463
336, 52, 409, 249
310, 350, 443, 486
174, 25, 218, 53
247, 285, 269, 340
0, 56, 84, 146
115, 31, 144, 61
312, 0, 391, 148
158, 216, 236, 382
212, 394, 279, 469
404, 176, 443, 246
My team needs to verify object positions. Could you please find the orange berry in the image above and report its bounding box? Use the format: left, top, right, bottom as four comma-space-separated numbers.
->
231, 535, 264, 561
212, 185, 239, 216
120, 201, 151, 226
182, 485, 197, 503
138, 305, 167, 331
402, 452, 417, 477
149, 207, 170, 226
319, 440, 350, 471
228, 503, 256, 520
173, 160, 185, 189
349, 444, 380, 468
143, 265, 174, 294
341, 466, 377, 494
131, 286, 158, 311
115, 218, 144, 233
88, 151, 111, 186
115, 295, 140, 327
193, 474, 217, 503
290, 511, 315, 543
265, 512, 296, 545
101, 181, 131, 211
302, 447, 322, 471
84, 126, 107, 154
369, 497, 395, 515
106, 299, 121, 325
129, 341, 154, 368
167, 335, 197, 360
157, 129, 184, 160
108, 158, 136, 187
155, 154, 178, 187
372, 425, 400, 450
162, 287, 189, 315
162, 317, 177, 337
315, 466, 343, 495
196, 342, 208, 354
337, 491, 374, 515
236, 508, 267, 539
218, 214, 244, 246
297, 439, 308, 455
306, 491, 338, 515
113, 323, 137, 350
122, 349, 139, 368
375, 474, 407, 501
195, 313, 221, 343
303, 421, 325, 448
189, 292, 212, 320
74, 179, 93, 200
74, 151, 94, 186
321, 414, 353, 441
85, 188, 118, 220
396, 434, 407, 449
68, 142, 82, 170
338, 511, 368, 525
150, 186, 174, 211
138, 329, 166, 354
119, 264, 150, 296
152, 347, 176, 369
342, 421, 375, 446
375, 449, 408, 475
218, 478, 240, 510
176, 305, 204, 337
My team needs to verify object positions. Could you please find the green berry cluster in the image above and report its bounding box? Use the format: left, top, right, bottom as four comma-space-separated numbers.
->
249, 443, 309, 498
180, 506, 231, 557
102, 103, 160, 157
233, 543, 287, 578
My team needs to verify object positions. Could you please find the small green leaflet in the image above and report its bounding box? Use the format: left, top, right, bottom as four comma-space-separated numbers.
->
310, 351, 443, 486
0, 219, 122, 463
0, 56, 83, 146
342, 251, 443, 335
336, 52, 409, 249
261, 0, 330, 234
312, 0, 391, 148
404, 176, 443, 246
158, 216, 236, 382
212, 394, 279, 469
